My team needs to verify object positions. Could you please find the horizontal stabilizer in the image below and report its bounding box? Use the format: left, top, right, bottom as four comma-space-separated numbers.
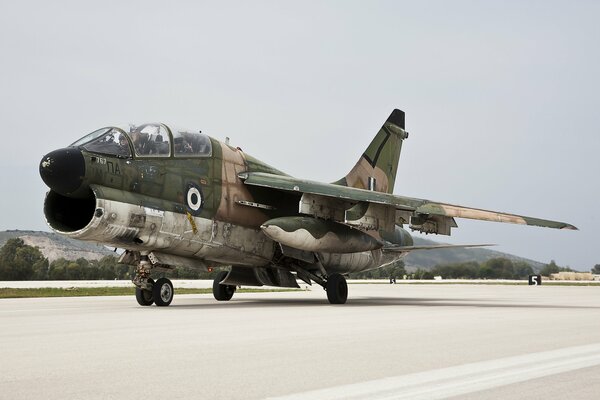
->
383, 243, 494, 253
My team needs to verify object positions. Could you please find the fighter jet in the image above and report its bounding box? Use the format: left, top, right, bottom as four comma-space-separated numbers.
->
39, 110, 576, 305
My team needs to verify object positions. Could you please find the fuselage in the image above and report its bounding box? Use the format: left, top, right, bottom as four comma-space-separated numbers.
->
40, 123, 407, 275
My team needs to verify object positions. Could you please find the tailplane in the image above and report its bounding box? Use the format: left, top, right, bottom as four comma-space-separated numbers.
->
334, 109, 408, 194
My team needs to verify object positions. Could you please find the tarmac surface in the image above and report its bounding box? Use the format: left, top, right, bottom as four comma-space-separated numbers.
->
1, 284, 599, 399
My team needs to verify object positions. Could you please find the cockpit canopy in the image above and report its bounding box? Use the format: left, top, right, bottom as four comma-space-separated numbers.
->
71, 123, 212, 158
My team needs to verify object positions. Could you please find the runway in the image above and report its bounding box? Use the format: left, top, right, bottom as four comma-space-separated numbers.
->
0, 284, 599, 399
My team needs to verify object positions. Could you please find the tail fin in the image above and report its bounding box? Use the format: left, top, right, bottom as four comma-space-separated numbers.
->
334, 109, 408, 194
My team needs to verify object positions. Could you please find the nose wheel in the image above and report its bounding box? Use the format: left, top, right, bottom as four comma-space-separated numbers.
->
135, 278, 155, 306
134, 277, 174, 306
153, 278, 174, 306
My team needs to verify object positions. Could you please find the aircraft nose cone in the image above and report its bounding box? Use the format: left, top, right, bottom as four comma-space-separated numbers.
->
39, 147, 85, 196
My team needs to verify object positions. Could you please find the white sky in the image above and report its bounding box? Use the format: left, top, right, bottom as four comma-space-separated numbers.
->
0, 1, 598, 270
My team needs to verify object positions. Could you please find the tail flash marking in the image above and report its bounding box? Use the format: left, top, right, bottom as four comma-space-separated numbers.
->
335, 109, 408, 194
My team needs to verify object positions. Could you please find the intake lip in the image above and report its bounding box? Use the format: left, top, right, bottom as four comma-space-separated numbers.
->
39, 147, 85, 197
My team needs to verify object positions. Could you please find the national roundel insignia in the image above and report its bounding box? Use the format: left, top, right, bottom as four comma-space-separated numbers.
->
185, 183, 204, 215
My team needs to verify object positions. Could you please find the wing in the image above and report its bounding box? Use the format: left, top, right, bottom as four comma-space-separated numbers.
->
239, 172, 577, 235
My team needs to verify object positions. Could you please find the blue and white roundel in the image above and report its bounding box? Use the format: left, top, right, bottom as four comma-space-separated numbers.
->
186, 185, 203, 212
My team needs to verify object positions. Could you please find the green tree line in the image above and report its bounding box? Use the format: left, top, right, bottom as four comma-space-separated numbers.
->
416, 258, 536, 280
351, 258, 581, 280
412, 258, 577, 280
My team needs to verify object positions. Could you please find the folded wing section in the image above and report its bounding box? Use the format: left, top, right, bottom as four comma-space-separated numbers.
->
415, 203, 577, 230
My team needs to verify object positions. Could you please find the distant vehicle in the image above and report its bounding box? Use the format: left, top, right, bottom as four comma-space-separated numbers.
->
39, 110, 576, 305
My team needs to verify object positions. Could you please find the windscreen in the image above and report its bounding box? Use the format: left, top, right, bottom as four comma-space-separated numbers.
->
76, 128, 132, 157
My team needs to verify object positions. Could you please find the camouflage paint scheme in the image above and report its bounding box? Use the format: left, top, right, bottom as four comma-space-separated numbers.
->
39, 110, 576, 299
261, 216, 383, 253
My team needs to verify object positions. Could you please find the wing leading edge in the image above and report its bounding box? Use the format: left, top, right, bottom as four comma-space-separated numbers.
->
239, 172, 577, 231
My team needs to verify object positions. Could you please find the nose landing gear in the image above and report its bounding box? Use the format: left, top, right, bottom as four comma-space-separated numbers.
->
134, 276, 174, 307
135, 278, 155, 306
132, 253, 174, 306
153, 278, 174, 306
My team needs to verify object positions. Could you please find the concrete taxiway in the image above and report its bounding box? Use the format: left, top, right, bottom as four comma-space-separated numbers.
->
0, 284, 599, 399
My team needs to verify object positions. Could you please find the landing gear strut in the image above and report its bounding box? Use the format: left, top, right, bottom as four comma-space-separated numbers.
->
325, 273, 348, 304
132, 254, 153, 290
213, 270, 236, 301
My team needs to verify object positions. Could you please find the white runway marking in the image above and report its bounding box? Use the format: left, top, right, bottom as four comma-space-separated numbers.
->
268, 343, 600, 400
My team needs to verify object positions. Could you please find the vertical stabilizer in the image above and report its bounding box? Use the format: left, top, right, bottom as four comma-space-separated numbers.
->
334, 109, 408, 194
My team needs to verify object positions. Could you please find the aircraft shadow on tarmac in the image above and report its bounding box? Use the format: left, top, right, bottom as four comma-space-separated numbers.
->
165, 297, 600, 310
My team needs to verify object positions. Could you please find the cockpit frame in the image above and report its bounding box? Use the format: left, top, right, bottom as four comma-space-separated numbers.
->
71, 123, 212, 159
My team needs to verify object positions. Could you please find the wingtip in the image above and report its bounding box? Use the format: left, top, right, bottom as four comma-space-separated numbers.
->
563, 224, 578, 231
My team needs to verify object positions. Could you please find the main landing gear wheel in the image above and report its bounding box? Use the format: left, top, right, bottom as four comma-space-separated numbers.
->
153, 278, 174, 307
213, 271, 236, 301
326, 273, 348, 304
135, 278, 155, 306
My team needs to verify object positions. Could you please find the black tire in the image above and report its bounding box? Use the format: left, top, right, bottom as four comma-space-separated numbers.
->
213, 270, 236, 301
326, 273, 348, 304
153, 278, 174, 307
135, 278, 155, 306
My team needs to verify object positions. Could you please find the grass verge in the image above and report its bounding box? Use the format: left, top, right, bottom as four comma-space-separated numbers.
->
0, 287, 301, 299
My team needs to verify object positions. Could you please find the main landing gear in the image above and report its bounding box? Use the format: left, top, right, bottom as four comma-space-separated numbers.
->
209, 269, 348, 304
325, 273, 348, 304
293, 265, 349, 304
133, 254, 174, 307
213, 270, 236, 301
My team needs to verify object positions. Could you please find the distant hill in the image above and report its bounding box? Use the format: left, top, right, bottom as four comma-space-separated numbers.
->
0, 230, 545, 271
406, 237, 545, 272
0, 230, 115, 262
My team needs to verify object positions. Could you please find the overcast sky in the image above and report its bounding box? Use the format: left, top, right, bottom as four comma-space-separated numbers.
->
0, 1, 597, 270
